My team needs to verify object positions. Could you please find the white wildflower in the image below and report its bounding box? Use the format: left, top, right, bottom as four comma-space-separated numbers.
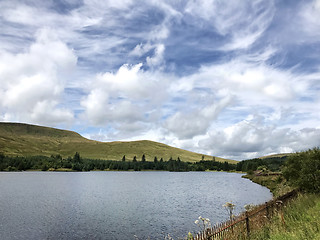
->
223, 202, 235, 210
244, 204, 254, 211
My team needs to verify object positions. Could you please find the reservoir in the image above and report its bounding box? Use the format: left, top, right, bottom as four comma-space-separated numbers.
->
0, 171, 272, 239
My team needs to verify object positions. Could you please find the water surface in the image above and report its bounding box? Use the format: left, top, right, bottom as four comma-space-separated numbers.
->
0, 171, 272, 239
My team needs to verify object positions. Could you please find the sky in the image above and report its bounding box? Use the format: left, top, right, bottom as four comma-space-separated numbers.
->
0, 0, 320, 160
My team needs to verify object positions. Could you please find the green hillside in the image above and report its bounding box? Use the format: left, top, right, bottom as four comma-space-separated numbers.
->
0, 122, 236, 163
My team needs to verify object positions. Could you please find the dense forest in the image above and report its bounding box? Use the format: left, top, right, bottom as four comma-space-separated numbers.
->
0, 153, 237, 172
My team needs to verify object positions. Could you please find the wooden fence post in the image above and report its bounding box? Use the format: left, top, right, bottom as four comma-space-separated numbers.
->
265, 202, 270, 220
245, 211, 250, 238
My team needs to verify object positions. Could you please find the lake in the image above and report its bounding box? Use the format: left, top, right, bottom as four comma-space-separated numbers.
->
0, 171, 272, 239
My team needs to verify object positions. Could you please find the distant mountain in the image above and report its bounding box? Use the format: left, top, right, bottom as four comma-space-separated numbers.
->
0, 122, 236, 163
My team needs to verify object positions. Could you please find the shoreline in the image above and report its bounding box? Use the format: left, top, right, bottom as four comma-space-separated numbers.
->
0, 168, 246, 173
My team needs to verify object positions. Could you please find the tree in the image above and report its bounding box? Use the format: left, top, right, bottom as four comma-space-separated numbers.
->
122, 155, 126, 162
154, 156, 158, 163
42, 164, 49, 171
72, 163, 82, 171
283, 148, 320, 193
142, 154, 146, 162
223, 161, 230, 171
73, 152, 81, 163
236, 161, 243, 171
0, 153, 4, 161
133, 156, 137, 162
18, 161, 26, 171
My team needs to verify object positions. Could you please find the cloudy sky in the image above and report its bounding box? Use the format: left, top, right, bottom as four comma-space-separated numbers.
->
1, 0, 320, 160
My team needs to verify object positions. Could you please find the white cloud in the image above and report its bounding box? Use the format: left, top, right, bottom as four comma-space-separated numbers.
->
2, 4, 49, 26
30, 100, 74, 125
0, 28, 76, 126
300, 0, 320, 39
93, 63, 156, 99
165, 95, 233, 139
130, 43, 165, 68
198, 115, 320, 160
129, 43, 154, 57
146, 44, 165, 68
81, 63, 168, 126
196, 60, 303, 104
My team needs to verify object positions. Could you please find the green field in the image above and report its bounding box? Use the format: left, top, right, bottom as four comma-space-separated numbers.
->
0, 122, 236, 163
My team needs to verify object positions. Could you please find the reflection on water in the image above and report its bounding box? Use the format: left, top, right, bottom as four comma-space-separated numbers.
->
0, 171, 271, 239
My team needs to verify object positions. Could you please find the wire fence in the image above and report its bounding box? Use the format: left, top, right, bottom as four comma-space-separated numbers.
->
192, 189, 298, 240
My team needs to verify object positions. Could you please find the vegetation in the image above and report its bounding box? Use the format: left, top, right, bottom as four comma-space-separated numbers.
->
239, 148, 320, 239
283, 147, 320, 193
0, 152, 237, 172
0, 122, 235, 164
250, 193, 320, 240
236, 156, 288, 173
188, 148, 320, 240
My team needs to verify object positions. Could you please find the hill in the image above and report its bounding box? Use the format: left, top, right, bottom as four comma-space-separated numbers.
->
258, 153, 292, 159
0, 122, 236, 163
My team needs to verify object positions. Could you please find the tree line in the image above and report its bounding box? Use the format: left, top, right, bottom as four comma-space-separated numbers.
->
0, 153, 237, 172
2, 148, 318, 193
235, 156, 288, 173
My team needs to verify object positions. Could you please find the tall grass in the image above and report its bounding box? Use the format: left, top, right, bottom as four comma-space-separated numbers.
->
250, 193, 320, 240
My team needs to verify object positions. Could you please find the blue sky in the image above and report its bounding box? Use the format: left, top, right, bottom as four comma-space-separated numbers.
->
1, 0, 320, 160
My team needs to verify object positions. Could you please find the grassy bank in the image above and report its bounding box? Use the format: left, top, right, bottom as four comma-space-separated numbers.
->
251, 193, 320, 240
243, 174, 293, 197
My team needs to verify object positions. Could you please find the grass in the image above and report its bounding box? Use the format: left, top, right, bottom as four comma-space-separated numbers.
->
250, 193, 320, 240
0, 122, 236, 163
239, 174, 320, 240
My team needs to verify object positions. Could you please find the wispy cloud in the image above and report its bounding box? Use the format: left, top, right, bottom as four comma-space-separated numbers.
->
185, 0, 275, 50
299, 0, 320, 40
